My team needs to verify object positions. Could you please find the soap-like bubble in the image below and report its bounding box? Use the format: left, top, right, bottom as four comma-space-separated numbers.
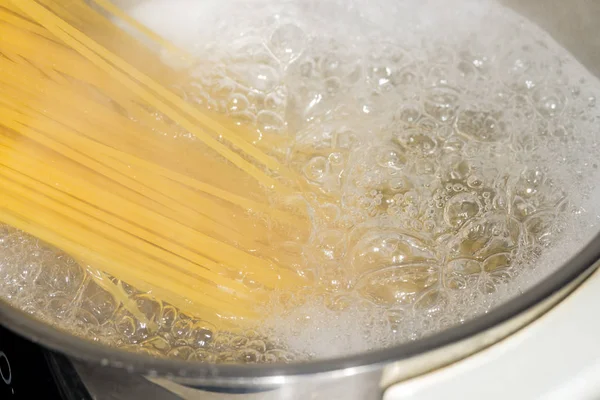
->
270, 23, 307, 64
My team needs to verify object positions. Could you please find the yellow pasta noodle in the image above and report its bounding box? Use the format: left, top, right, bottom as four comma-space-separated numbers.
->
0, 0, 312, 330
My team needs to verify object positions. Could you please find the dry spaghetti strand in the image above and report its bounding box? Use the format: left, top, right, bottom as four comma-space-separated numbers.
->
0, 0, 313, 328
11, 0, 299, 190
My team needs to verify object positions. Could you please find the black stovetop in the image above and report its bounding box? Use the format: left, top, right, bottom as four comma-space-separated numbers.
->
0, 324, 91, 400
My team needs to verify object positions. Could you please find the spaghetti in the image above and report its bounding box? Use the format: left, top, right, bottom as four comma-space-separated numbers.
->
0, 0, 311, 328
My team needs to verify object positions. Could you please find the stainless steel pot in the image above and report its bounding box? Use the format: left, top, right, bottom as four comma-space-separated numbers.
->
2, 1, 600, 399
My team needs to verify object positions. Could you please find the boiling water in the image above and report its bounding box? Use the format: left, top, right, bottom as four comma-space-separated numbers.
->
2, 0, 600, 362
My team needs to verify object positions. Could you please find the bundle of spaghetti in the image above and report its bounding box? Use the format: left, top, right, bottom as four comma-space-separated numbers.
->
0, 0, 315, 328
0, 21, 308, 257
0, 6, 305, 212
25, 0, 300, 184
4, 2, 304, 190
16, 6, 312, 226
0, 68, 307, 249
0, 9, 248, 199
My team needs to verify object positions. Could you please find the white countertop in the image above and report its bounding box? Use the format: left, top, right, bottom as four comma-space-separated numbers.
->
385, 269, 600, 400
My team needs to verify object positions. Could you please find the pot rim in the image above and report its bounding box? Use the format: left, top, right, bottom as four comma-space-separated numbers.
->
1, 232, 599, 381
